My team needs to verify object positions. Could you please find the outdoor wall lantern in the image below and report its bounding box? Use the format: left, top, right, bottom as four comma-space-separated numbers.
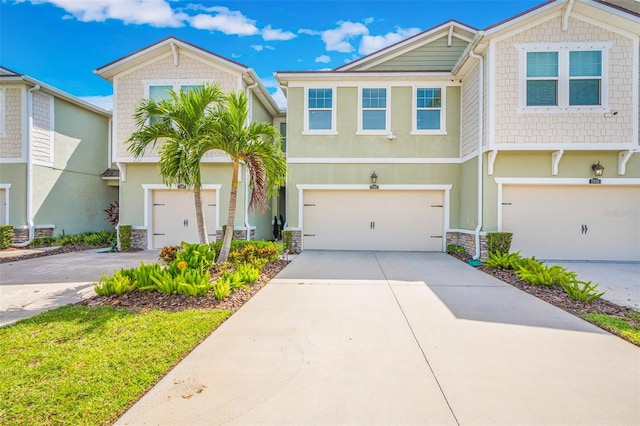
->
370, 171, 379, 190
591, 161, 605, 177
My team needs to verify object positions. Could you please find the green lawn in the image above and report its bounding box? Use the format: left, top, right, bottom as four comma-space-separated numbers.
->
0, 306, 231, 426
582, 312, 640, 346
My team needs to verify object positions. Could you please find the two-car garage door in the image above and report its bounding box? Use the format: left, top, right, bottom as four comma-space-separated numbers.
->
303, 190, 444, 251
502, 185, 639, 261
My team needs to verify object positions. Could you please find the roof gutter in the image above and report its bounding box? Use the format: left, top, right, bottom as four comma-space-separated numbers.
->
468, 49, 484, 260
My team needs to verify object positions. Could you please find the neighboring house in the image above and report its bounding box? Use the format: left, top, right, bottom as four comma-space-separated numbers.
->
276, 0, 640, 261
95, 37, 285, 249
0, 67, 117, 244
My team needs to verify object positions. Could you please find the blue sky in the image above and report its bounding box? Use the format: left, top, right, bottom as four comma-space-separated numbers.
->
1, 0, 542, 110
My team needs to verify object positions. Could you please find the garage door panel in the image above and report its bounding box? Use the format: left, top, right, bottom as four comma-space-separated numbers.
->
503, 185, 639, 261
152, 190, 217, 249
303, 190, 444, 251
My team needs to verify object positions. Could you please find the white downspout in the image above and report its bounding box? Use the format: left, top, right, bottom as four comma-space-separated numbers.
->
244, 79, 259, 240
16, 84, 41, 247
469, 50, 484, 260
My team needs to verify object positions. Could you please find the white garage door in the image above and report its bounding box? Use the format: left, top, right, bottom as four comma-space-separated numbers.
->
303, 190, 444, 251
502, 185, 640, 261
152, 189, 217, 249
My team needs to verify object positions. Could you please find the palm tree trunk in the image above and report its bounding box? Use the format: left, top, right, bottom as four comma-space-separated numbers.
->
193, 184, 208, 244
217, 161, 239, 263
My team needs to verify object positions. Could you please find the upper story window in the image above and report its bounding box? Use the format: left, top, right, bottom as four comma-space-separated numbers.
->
359, 88, 388, 133
518, 43, 610, 112
146, 82, 204, 124
412, 87, 446, 134
306, 88, 334, 133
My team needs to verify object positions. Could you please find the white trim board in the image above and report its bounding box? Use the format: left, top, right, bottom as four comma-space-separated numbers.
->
288, 157, 461, 164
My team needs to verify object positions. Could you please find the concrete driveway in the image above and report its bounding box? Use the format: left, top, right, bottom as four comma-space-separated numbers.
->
117, 251, 640, 426
0, 249, 160, 327
550, 261, 640, 310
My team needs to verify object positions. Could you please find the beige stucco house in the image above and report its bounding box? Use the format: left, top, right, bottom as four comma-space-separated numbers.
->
0, 67, 117, 243
276, 0, 640, 261
95, 37, 285, 249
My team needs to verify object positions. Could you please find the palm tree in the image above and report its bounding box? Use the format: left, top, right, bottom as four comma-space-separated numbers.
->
205, 91, 287, 263
127, 83, 223, 244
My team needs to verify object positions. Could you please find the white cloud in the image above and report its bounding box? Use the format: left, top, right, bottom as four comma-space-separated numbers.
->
261, 25, 296, 41
298, 28, 320, 36
321, 21, 369, 53
358, 27, 421, 56
251, 45, 275, 52
188, 6, 259, 35
315, 55, 331, 64
31, 0, 186, 27
80, 95, 114, 111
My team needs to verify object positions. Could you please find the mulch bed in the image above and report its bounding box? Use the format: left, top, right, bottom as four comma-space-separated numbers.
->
450, 253, 638, 321
78, 260, 290, 313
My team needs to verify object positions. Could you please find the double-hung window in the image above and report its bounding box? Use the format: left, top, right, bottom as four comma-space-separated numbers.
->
413, 87, 445, 134
306, 88, 334, 132
519, 43, 610, 112
146, 82, 205, 124
359, 88, 388, 133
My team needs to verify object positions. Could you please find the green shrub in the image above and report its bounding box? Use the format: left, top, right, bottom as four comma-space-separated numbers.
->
0, 225, 13, 249
212, 279, 231, 301
145, 269, 179, 295
217, 272, 249, 292
118, 225, 132, 251
561, 280, 605, 302
175, 242, 216, 272
484, 251, 522, 270
236, 262, 260, 284
132, 263, 162, 289
516, 258, 577, 286
95, 271, 135, 296
282, 230, 294, 253
446, 244, 467, 255
486, 232, 513, 255
173, 269, 211, 296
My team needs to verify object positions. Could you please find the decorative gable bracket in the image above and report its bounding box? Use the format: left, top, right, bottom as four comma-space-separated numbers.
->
618, 150, 635, 176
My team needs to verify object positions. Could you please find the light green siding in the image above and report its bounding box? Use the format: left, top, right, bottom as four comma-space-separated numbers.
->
286, 163, 461, 228
120, 162, 248, 229
457, 158, 478, 230
30, 98, 117, 234
0, 164, 27, 226
251, 95, 272, 125
369, 37, 469, 71
287, 86, 460, 158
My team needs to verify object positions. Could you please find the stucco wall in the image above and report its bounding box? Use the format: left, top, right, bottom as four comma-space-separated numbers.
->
286, 85, 461, 158
30, 97, 116, 234
492, 16, 634, 144
0, 87, 23, 159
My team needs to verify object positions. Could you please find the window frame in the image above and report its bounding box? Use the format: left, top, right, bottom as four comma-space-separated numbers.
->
304, 87, 337, 134
517, 42, 611, 113
357, 86, 390, 135
412, 85, 447, 135
144, 80, 208, 125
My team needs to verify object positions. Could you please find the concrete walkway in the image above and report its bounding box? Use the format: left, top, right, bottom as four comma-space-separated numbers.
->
117, 251, 640, 426
0, 249, 160, 327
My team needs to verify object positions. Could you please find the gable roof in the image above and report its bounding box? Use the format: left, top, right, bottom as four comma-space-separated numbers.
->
335, 20, 477, 72
0, 66, 111, 117
95, 36, 282, 116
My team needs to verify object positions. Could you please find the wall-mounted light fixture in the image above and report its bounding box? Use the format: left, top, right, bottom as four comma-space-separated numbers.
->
591, 161, 604, 177
177, 183, 187, 189
370, 171, 379, 189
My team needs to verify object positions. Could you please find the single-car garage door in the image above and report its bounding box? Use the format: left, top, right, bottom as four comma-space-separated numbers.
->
502, 185, 639, 261
303, 190, 444, 251
152, 189, 217, 249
